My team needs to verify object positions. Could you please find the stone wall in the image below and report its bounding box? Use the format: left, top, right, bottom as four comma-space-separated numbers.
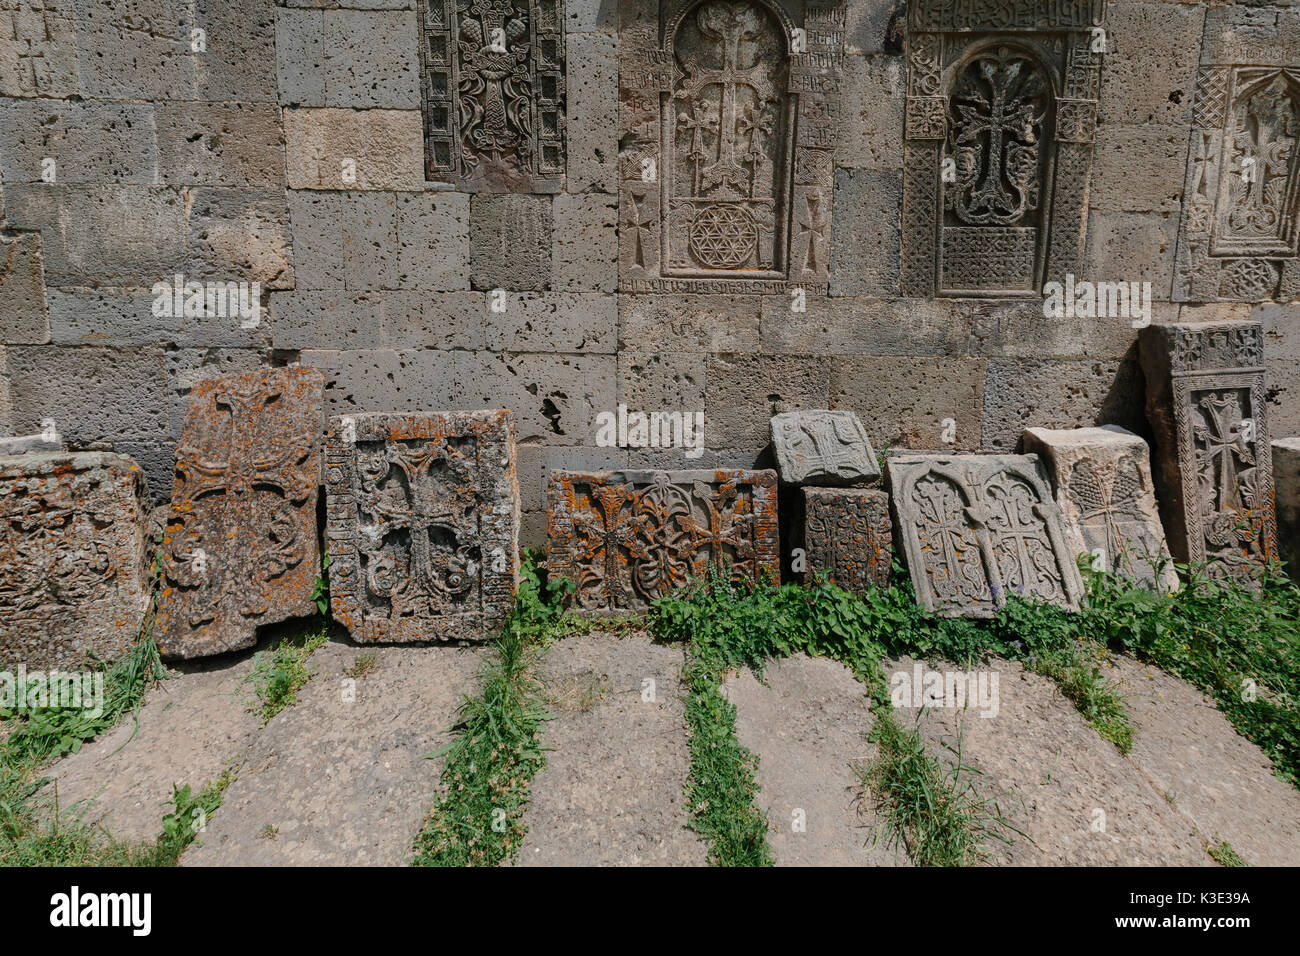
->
1, 0, 1297, 549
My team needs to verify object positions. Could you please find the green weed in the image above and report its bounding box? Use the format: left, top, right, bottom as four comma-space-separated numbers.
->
243, 621, 329, 725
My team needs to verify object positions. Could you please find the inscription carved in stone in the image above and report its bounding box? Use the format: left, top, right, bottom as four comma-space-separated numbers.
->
157, 368, 325, 660
547, 468, 779, 612
1174, 66, 1300, 301
1023, 425, 1179, 592
417, 0, 566, 191
901, 1, 1104, 295
803, 487, 892, 596
0, 452, 150, 668
886, 453, 1085, 617
618, 0, 844, 293
325, 411, 520, 642
1139, 322, 1278, 584
770, 410, 879, 485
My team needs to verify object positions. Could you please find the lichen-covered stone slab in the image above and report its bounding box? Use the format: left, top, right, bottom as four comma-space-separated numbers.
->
325, 410, 520, 643
803, 486, 891, 595
0, 452, 149, 668
1023, 425, 1179, 593
771, 410, 879, 486
157, 367, 325, 660
885, 453, 1084, 618
1272, 438, 1300, 583
547, 468, 779, 613
1139, 321, 1277, 585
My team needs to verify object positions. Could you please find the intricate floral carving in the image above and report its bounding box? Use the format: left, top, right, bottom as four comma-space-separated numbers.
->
325, 411, 519, 642
803, 487, 892, 596
417, 0, 565, 190
0, 453, 150, 667
887, 454, 1084, 617
157, 368, 324, 660
547, 469, 779, 613
619, 0, 843, 292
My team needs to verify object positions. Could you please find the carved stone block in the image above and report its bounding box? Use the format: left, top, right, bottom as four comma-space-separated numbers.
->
617, 0, 845, 293
900, 4, 1104, 296
547, 468, 779, 613
1139, 321, 1278, 585
885, 453, 1085, 618
1274, 438, 1300, 583
1022, 425, 1179, 592
770, 409, 879, 485
417, 0, 566, 192
0, 452, 150, 668
156, 367, 325, 661
1173, 62, 1300, 302
325, 410, 520, 642
803, 486, 891, 595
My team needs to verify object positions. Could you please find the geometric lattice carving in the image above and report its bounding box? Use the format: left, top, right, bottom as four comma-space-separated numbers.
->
1174, 65, 1300, 302
618, 0, 845, 293
0, 452, 150, 668
901, 2, 1105, 296
803, 487, 892, 596
325, 411, 520, 642
547, 468, 780, 613
417, 0, 565, 191
1023, 425, 1180, 593
157, 368, 325, 660
1139, 322, 1278, 585
886, 453, 1086, 617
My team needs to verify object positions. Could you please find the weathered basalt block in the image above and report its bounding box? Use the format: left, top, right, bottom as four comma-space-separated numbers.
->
618, 0, 846, 293
770, 409, 878, 485
1140, 321, 1277, 585
0, 452, 150, 668
547, 468, 779, 613
885, 453, 1085, 617
157, 367, 325, 660
1022, 425, 1179, 592
1274, 438, 1300, 582
803, 486, 891, 595
325, 410, 520, 642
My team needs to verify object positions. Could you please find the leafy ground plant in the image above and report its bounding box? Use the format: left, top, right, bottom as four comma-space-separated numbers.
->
243, 621, 330, 725
410, 558, 573, 867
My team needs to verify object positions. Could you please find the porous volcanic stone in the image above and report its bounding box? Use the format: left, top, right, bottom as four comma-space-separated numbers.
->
156, 367, 325, 660
1023, 426, 1179, 593
885, 453, 1084, 618
547, 468, 779, 613
1274, 438, 1300, 582
324, 410, 520, 643
803, 487, 892, 596
0, 452, 150, 668
770, 410, 879, 486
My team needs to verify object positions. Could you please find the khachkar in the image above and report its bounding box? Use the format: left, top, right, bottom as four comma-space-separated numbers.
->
886, 454, 1085, 617
1172, 10, 1300, 302
157, 368, 325, 660
618, 0, 845, 293
1022, 426, 1179, 593
417, 0, 566, 191
325, 411, 520, 642
900, 0, 1105, 295
770, 410, 879, 486
0, 453, 150, 668
803, 487, 892, 596
547, 469, 780, 613
1139, 321, 1278, 584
